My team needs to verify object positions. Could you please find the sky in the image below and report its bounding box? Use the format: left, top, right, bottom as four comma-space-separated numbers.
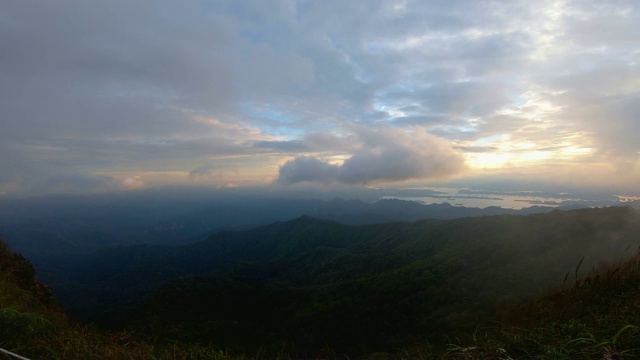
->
2, 0, 639, 197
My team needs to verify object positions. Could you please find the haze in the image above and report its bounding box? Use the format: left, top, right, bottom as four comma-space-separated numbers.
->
2, 1, 639, 197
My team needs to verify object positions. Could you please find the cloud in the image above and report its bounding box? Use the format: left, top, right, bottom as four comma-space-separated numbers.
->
277, 157, 340, 184
188, 164, 236, 184
0, 173, 118, 195
253, 140, 309, 152
277, 127, 466, 185
121, 176, 146, 190
2, 1, 640, 195
189, 164, 222, 180
189, 164, 238, 188
40, 174, 116, 193
543, 61, 640, 158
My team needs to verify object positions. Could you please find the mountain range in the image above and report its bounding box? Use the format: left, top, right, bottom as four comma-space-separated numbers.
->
58, 206, 640, 355
2, 192, 640, 357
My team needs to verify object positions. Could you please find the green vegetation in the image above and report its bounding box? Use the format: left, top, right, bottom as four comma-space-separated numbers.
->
442, 250, 640, 359
3, 206, 640, 359
62, 206, 640, 356
0, 239, 246, 360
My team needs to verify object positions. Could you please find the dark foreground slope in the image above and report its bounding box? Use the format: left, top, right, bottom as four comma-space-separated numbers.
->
61, 206, 640, 356
0, 238, 248, 360
446, 250, 640, 359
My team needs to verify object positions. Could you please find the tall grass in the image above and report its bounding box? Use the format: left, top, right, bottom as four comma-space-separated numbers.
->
442, 250, 640, 359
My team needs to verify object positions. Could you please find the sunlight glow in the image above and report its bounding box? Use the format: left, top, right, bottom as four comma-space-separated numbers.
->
464, 131, 594, 170
465, 152, 510, 169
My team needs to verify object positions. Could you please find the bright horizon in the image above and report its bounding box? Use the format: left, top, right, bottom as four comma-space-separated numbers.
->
2, 1, 639, 197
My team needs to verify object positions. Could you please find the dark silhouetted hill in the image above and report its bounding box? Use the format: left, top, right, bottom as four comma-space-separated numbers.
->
58, 206, 640, 355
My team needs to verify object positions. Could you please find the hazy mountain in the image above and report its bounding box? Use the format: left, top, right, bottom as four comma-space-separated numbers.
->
0, 192, 568, 251
55, 206, 640, 355
0, 192, 573, 284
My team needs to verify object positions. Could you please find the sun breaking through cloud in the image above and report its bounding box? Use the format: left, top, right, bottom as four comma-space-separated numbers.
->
1, 0, 639, 195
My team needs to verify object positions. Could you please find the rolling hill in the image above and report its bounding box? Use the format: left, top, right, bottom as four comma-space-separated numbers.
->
55, 206, 640, 355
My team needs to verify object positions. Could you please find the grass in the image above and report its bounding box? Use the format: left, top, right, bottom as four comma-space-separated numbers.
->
440, 250, 640, 359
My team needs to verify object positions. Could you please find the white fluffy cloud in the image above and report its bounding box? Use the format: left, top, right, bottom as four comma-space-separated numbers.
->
277, 127, 466, 185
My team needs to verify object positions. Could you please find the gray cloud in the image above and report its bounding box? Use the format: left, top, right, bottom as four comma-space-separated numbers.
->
2, 0, 640, 194
455, 145, 499, 153
277, 157, 340, 185
253, 140, 309, 152
277, 127, 466, 185
189, 164, 223, 181
30, 174, 117, 195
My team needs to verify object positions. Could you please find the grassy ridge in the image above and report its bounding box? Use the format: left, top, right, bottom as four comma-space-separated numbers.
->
442, 248, 640, 359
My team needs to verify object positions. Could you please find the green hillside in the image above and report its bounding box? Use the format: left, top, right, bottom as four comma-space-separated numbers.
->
3, 206, 640, 358
444, 250, 640, 359
0, 238, 244, 360
54, 206, 640, 356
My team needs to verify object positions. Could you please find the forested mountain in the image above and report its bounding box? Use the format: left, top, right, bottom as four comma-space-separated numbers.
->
55, 206, 640, 356
0, 193, 579, 301
3, 206, 640, 358
0, 192, 575, 259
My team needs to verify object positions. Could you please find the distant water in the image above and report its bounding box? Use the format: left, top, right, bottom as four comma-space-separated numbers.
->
383, 187, 623, 210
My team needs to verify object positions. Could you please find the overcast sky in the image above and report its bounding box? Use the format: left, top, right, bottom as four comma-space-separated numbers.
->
2, 0, 639, 196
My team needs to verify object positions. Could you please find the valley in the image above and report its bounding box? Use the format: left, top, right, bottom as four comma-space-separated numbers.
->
2, 194, 640, 358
